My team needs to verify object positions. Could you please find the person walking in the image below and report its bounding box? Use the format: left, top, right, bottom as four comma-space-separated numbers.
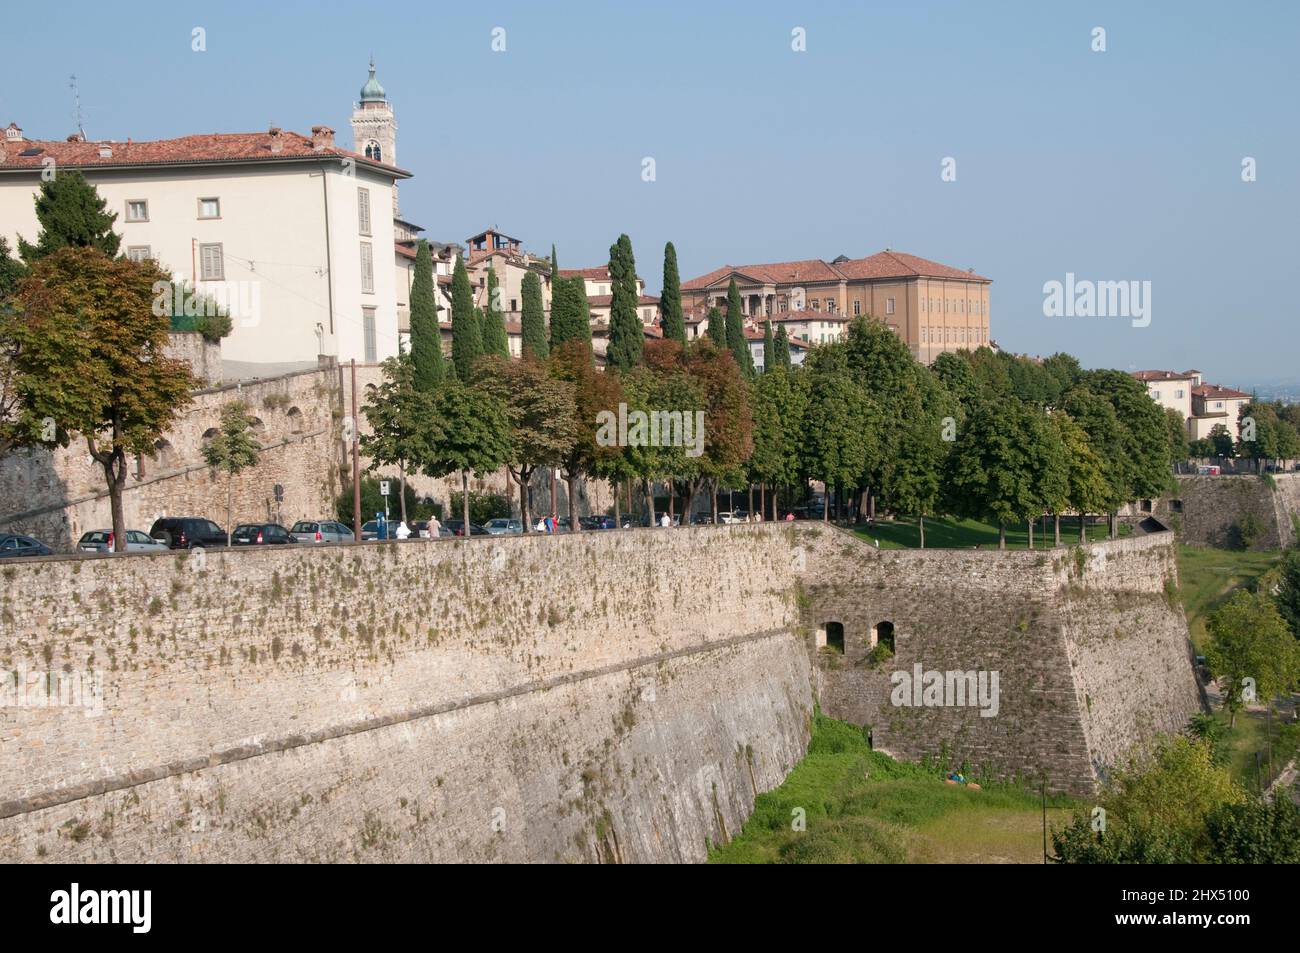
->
426, 514, 442, 538
394, 520, 411, 540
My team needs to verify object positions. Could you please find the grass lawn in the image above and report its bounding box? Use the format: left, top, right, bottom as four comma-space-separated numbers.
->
851, 516, 1127, 551
1174, 545, 1281, 651
709, 713, 1079, 864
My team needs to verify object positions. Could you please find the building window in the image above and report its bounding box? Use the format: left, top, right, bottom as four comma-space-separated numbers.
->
126, 245, 152, 263
1175, 389, 1185, 398
811, 300, 820, 312
198, 197, 220, 219
779, 300, 788, 312
362, 307, 377, 362
126, 200, 148, 222
357, 188, 372, 236
825, 298, 835, 312
199, 243, 224, 281
886, 297, 895, 315
360, 242, 374, 294
853, 299, 861, 316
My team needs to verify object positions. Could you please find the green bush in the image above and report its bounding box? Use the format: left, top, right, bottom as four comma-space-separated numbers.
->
449, 491, 511, 525
336, 476, 438, 525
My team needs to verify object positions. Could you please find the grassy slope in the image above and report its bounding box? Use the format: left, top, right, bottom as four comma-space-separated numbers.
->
1174, 544, 1281, 651
709, 714, 1077, 864
851, 516, 1127, 551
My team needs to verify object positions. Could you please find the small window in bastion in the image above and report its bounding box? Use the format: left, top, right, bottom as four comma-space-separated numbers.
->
872, 621, 895, 653
825, 622, 845, 654
288, 407, 304, 434
1171, 499, 1184, 513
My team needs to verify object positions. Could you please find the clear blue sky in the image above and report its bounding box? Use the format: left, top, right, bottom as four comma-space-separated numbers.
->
4, 1, 1297, 385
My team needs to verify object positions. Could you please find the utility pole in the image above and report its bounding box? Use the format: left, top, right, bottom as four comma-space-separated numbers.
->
351, 359, 361, 542
1041, 778, 1048, 864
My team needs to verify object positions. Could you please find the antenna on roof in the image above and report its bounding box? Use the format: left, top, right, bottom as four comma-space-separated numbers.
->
69, 74, 86, 139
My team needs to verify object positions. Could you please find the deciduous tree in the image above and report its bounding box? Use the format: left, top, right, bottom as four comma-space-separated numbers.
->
203, 400, 262, 544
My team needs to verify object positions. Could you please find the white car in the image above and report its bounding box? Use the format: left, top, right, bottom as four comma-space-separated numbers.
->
717, 512, 743, 525
78, 529, 168, 553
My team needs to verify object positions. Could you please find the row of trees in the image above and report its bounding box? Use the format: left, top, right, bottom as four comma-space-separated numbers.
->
369, 231, 1180, 548
1188, 401, 1300, 462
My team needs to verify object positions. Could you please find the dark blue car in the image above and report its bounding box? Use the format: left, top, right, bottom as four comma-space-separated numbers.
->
0, 533, 53, 558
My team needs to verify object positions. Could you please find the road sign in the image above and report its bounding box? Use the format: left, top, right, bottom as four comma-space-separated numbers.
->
380, 481, 390, 496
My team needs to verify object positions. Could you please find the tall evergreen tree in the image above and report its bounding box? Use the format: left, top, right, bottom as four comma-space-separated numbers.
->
18, 171, 121, 262
520, 270, 547, 360
450, 254, 482, 380
774, 323, 792, 368
762, 320, 775, 373
706, 305, 726, 345
606, 233, 643, 371
550, 276, 592, 356
409, 240, 444, 391
481, 266, 510, 358
724, 278, 752, 376
659, 241, 686, 346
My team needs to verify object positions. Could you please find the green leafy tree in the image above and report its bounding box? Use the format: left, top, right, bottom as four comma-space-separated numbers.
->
606, 233, 643, 371
1209, 423, 1235, 458
450, 254, 481, 380
17, 170, 121, 262
890, 413, 947, 547
474, 356, 578, 531
706, 305, 726, 346
684, 337, 754, 521
11, 247, 196, 549
1205, 589, 1300, 726
203, 400, 262, 545
1050, 410, 1111, 543
424, 380, 513, 530
551, 338, 624, 529
930, 351, 978, 412
1165, 406, 1189, 462
723, 278, 752, 376
0, 237, 25, 299
945, 400, 1041, 548
520, 270, 547, 360
659, 241, 686, 347
360, 353, 436, 524
802, 353, 873, 522
481, 266, 510, 359
773, 322, 792, 369
1274, 549, 1300, 638
1206, 797, 1300, 863
746, 365, 807, 520
409, 240, 445, 391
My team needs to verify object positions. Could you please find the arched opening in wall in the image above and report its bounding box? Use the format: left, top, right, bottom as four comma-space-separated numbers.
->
201, 427, 219, 449
152, 439, 178, 473
247, 417, 266, 436
872, 621, 895, 654
1141, 499, 1153, 513
287, 407, 304, 434
825, 621, 844, 654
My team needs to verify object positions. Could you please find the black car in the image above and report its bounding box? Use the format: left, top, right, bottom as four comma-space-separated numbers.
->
0, 533, 53, 558
148, 517, 227, 549
231, 523, 298, 545
443, 520, 489, 537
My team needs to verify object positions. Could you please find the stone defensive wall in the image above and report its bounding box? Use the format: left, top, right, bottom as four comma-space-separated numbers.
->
797, 528, 1203, 796
0, 525, 812, 862
0, 523, 1201, 861
1119, 472, 1300, 550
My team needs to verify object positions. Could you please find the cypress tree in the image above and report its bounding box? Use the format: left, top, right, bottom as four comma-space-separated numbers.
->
659, 241, 686, 346
409, 240, 444, 391
706, 306, 726, 345
725, 277, 753, 376
17, 170, 120, 262
774, 323, 792, 368
481, 266, 510, 358
450, 254, 482, 380
763, 320, 775, 373
606, 233, 642, 372
520, 270, 547, 360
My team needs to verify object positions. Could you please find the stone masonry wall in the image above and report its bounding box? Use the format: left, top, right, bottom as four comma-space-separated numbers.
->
0, 525, 812, 862
1119, 474, 1297, 549
798, 528, 1202, 796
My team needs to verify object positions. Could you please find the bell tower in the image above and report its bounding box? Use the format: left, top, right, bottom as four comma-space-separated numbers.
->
351, 57, 399, 213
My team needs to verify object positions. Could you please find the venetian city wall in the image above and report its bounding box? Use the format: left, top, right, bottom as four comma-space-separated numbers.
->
798, 527, 1203, 796
0, 525, 812, 862
0, 524, 1201, 860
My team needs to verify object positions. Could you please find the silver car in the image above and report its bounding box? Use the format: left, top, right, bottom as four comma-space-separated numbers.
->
78, 529, 168, 554
290, 520, 355, 544
484, 518, 523, 535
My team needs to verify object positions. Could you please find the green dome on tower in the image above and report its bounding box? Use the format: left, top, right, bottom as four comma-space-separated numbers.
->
359, 59, 386, 103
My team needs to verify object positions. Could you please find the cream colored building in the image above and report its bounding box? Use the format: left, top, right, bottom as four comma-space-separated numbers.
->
1191, 384, 1250, 442
0, 63, 410, 380
1134, 369, 1200, 425
681, 249, 991, 362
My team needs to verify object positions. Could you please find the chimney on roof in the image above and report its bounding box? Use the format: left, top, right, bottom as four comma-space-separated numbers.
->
4, 122, 22, 143
99, 144, 112, 158
268, 126, 283, 153
310, 125, 335, 151
66, 132, 85, 142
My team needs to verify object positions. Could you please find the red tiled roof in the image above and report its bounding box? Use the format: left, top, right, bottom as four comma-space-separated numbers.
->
395, 243, 417, 260
559, 267, 610, 280
1134, 369, 1198, 382
682, 250, 987, 290
586, 294, 660, 308
0, 128, 410, 178
1193, 384, 1250, 400
834, 250, 988, 282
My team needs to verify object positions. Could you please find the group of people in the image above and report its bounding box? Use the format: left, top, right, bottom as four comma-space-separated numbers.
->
533, 515, 561, 533
380, 509, 799, 539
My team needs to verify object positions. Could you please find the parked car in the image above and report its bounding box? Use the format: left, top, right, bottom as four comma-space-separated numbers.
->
0, 533, 52, 558
443, 519, 489, 537
290, 520, 354, 544
149, 517, 227, 549
580, 515, 617, 530
717, 511, 743, 525
411, 520, 453, 539
690, 513, 714, 526
231, 523, 298, 546
484, 518, 524, 535
78, 529, 167, 554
